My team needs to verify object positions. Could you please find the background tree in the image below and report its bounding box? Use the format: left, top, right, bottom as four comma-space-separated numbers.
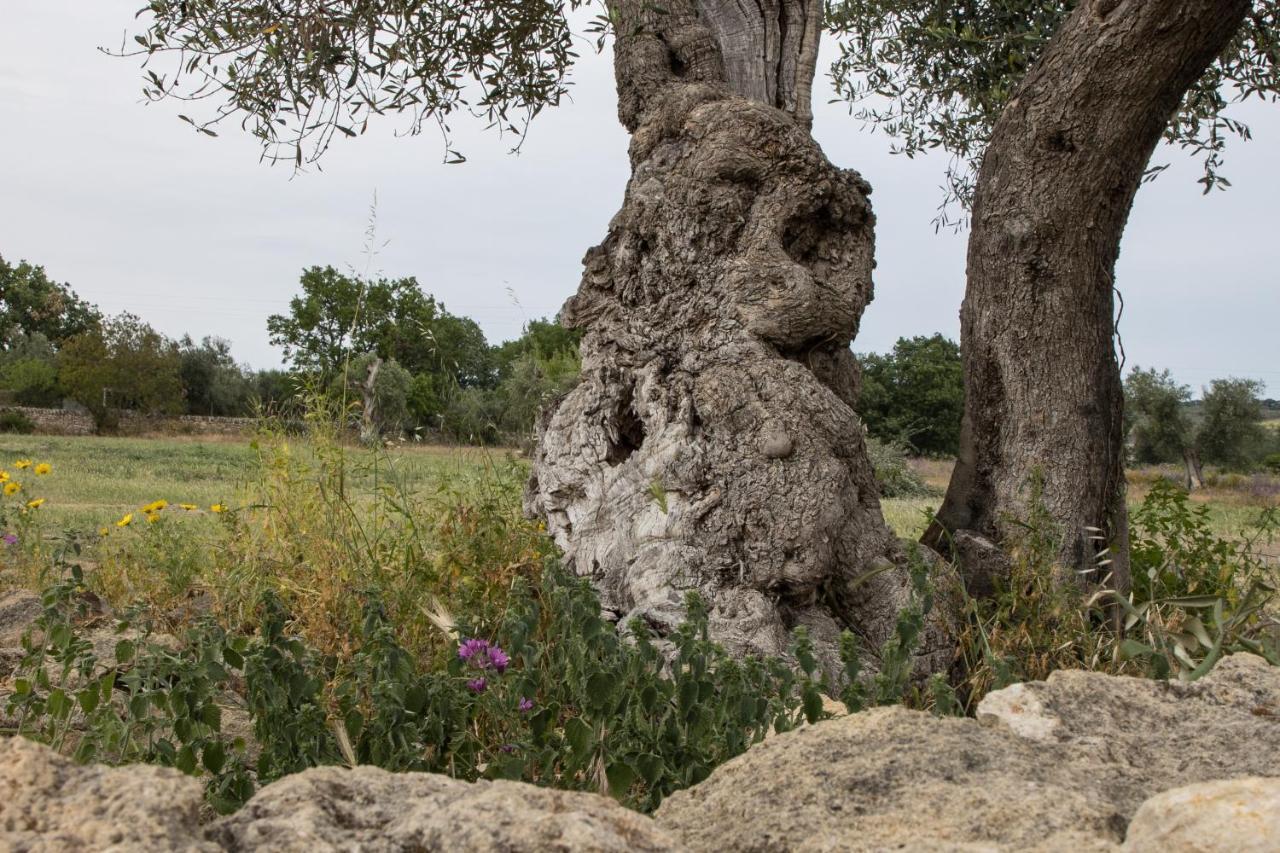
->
267, 266, 493, 388
58, 313, 183, 431
858, 334, 963, 456
0, 255, 100, 349
491, 317, 582, 382
337, 353, 413, 439
828, 1, 1279, 224
178, 335, 254, 416
1197, 378, 1268, 470
1124, 368, 1193, 465
0, 332, 62, 407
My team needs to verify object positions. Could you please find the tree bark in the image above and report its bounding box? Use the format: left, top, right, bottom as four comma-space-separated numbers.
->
527, 0, 954, 673
925, 0, 1249, 590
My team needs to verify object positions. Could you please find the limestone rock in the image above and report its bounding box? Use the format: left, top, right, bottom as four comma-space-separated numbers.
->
0, 735, 214, 852
209, 763, 681, 853
1123, 777, 1280, 852
656, 705, 1128, 852
976, 653, 1280, 785
656, 654, 1280, 852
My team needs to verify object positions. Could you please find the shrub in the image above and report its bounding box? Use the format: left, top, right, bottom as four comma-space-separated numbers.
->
1264, 453, 1280, 474
865, 436, 935, 498
956, 478, 1279, 704
10, 562, 828, 814
0, 409, 36, 434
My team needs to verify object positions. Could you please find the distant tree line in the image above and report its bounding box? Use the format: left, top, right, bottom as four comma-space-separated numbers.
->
6, 254, 1274, 469
0, 255, 580, 443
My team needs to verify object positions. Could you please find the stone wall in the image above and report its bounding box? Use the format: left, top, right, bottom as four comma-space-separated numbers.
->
1, 406, 256, 438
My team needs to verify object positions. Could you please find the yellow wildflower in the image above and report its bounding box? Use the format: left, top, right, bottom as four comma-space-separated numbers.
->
99, 527, 110, 537
145, 512, 161, 524
0, 471, 8, 482
26, 498, 45, 509
14, 459, 31, 470
142, 499, 169, 513
117, 513, 134, 527
3, 482, 19, 496
34, 463, 51, 476
210, 503, 226, 513
179, 503, 197, 511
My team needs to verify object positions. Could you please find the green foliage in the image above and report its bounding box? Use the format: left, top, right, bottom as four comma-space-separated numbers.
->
827, 1, 1280, 222
57, 313, 184, 431
13, 563, 817, 814
126, 0, 594, 165
0, 409, 36, 434
1117, 479, 1278, 678
439, 348, 581, 446
956, 478, 1279, 705
267, 266, 493, 388
337, 353, 413, 438
0, 255, 100, 348
865, 436, 935, 498
1197, 377, 1269, 470
1264, 452, 1280, 474
491, 318, 582, 381
841, 546, 950, 713
5, 565, 254, 814
178, 336, 254, 417
858, 335, 963, 456
1125, 367, 1193, 465
2, 359, 61, 407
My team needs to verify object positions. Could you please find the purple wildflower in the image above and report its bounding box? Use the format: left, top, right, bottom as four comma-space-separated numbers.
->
499, 744, 517, 754
518, 697, 534, 714
488, 646, 511, 673
458, 638, 490, 662
467, 677, 487, 694
1, 533, 16, 546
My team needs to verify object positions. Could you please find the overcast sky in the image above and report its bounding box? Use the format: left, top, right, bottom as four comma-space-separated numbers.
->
1, 1, 1277, 394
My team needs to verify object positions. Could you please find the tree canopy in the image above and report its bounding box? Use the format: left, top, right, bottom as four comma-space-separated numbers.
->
123, 0, 597, 165
266, 266, 493, 387
858, 334, 964, 456
58, 313, 184, 428
826, 1, 1280, 222
1124, 367, 1193, 465
0, 255, 101, 349
123, 2, 1277, 210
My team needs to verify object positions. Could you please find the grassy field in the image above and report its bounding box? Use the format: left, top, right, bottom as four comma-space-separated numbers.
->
0, 433, 518, 533
5, 434, 1276, 556
883, 457, 1280, 560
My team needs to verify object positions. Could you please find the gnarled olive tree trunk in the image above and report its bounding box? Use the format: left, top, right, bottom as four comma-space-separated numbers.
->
926, 0, 1249, 592
527, 0, 953, 672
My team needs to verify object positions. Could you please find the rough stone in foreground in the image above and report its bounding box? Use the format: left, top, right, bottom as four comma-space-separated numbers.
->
1123, 777, 1280, 853
656, 654, 1280, 852
208, 764, 680, 853
0, 735, 215, 853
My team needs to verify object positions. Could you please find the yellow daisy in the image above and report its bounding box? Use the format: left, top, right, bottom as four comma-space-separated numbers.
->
145, 512, 161, 524
26, 498, 45, 509
34, 463, 51, 476
99, 527, 110, 537
210, 503, 227, 513
3, 482, 19, 496
142, 499, 169, 513
14, 459, 31, 470
0, 471, 9, 482
179, 503, 197, 511
117, 513, 134, 527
